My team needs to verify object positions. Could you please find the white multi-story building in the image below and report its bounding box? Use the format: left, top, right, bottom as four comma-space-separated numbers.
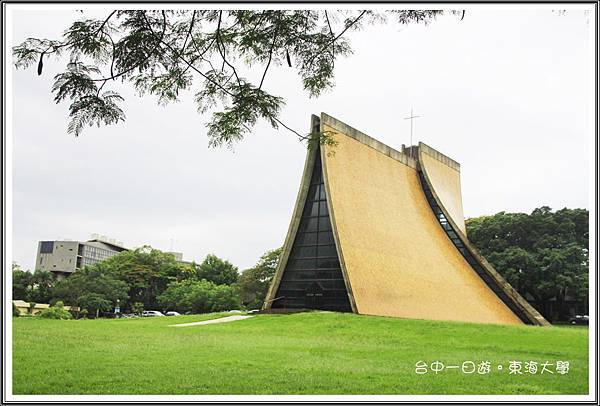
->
35, 237, 128, 278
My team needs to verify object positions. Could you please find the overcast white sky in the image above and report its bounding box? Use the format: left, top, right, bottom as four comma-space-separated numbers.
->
8, 5, 594, 272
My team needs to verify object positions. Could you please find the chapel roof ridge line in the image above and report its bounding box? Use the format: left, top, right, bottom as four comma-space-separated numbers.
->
318, 112, 460, 172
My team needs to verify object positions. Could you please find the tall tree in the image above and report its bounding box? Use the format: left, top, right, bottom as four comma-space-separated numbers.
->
12, 263, 33, 301
195, 254, 239, 286
51, 265, 129, 314
97, 246, 186, 309
466, 207, 588, 321
12, 264, 56, 303
12, 10, 458, 145
29, 269, 56, 304
236, 247, 282, 309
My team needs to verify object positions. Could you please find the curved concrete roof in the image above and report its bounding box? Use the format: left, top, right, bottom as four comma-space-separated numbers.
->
265, 113, 549, 326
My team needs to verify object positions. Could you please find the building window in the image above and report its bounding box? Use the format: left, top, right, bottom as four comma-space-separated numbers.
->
40, 241, 54, 254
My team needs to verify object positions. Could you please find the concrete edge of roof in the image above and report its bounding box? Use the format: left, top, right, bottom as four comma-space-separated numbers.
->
320, 112, 418, 169
319, 112, 460, 172
85, 239, 129, 251
419, 142, 461, 172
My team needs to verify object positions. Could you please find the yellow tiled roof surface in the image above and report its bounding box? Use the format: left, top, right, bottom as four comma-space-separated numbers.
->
322, 123, 522, 325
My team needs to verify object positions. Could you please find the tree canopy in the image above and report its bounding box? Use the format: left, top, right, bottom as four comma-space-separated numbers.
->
13, 10, 458, 146
51, 264, 130, 316
195, 253, 239, 286
157, 279, 241, 314
96, 246, 189, 309
12, 264, 56, 304
466, 207, 588, 321
236, 247, 282, 309
36, 247, 242, 315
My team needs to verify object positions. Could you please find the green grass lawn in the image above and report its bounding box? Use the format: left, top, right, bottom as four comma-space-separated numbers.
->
12, 312, 588, 395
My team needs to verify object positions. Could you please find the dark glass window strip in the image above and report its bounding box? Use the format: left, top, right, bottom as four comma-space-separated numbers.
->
418, 170, 532, 324
273, 149, 352, 312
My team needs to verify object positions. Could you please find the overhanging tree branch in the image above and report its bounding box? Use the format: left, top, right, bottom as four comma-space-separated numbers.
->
216, 11, 242, 89
89, 10, 167, 82
14, 9, 449, 144
180, 10, 196, 54
305, 10, 366, 67
259, 16, 280, 90
324, 10, 335, 64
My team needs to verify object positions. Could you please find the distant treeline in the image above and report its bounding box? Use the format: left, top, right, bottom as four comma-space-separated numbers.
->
12, 246, 282, 318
